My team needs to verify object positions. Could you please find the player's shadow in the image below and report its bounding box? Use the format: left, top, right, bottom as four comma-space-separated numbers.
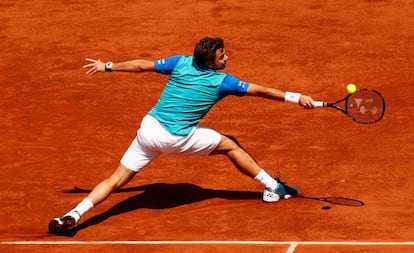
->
58, 183, 261, 237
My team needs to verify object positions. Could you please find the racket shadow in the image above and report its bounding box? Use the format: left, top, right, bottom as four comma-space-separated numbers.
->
298, 195, 365, 206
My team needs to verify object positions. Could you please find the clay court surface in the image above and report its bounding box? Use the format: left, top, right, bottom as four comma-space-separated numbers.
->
1, 0, 413, 252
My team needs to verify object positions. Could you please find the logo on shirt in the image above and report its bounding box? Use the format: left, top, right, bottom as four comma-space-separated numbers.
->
238, 81, 247, 89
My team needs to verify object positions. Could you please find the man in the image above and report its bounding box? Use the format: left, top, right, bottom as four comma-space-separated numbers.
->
48, 37, 316, 235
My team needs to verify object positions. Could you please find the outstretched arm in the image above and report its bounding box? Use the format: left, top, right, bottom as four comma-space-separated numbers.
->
83, 58, 155, 75
246, 82, 316, 109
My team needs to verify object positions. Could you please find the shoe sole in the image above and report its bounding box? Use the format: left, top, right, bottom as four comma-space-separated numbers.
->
48, 216, 76, 235
263, 190, 281, 203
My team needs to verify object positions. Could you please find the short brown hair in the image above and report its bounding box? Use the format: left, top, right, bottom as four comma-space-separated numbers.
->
193, 37, 224, 67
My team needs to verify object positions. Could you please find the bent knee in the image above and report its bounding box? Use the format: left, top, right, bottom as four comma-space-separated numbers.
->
212, 135, 241, 154
109, 164, 136, 189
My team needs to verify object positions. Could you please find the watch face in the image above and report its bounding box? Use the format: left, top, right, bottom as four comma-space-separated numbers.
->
105, 62, 112, 71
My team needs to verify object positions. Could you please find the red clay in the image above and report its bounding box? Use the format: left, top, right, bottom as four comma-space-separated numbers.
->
1, 0, 413, 252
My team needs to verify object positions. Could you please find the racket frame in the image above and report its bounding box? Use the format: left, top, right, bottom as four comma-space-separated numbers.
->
315, 89, 385, 124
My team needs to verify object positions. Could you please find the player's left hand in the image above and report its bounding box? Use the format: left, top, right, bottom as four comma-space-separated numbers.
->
299, 95, 316, 109
83, 58, 105, 75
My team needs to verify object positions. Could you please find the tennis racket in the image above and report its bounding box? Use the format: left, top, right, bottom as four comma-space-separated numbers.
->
314, 89, 385, 124
299, 195, 364, 206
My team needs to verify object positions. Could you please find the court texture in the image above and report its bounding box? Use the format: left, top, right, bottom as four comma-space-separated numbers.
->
0, 0, 413, 252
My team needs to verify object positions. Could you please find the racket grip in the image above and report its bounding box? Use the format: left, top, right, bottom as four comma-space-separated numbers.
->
314, 101, 325, 107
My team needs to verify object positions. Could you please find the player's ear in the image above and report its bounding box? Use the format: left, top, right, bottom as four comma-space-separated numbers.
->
205, 60, 214, 69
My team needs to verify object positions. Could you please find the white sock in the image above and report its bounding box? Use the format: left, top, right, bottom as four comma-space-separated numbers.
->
72, 198, 94, 216
254, 169, 278, 191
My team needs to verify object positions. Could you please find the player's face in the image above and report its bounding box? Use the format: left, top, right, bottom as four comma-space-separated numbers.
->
212, 48, 228, 70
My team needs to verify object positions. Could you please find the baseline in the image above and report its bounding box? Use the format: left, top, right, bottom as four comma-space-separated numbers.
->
1, 240, 413, 245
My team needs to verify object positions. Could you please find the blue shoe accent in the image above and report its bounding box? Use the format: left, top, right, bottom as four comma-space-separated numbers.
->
262, 171, 299, 203
275, 175, 298, 197
276, 181, 298, 197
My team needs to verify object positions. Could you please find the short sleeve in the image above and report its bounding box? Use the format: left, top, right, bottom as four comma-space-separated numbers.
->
154, 55, 182, 74
218, 74, 249, 98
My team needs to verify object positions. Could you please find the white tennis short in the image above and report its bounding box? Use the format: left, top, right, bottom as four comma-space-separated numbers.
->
120, 115, 221, 172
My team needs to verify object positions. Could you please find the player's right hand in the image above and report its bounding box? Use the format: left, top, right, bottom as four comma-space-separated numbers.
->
299, 95, 316, 109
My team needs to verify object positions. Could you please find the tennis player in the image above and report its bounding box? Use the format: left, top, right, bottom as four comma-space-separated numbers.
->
48, 37, 316, 235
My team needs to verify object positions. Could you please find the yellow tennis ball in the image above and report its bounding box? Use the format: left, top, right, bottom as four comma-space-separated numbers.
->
346, 83, 357, 94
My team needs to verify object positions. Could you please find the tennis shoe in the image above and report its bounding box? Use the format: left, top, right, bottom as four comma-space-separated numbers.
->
48, 210, 80, 235
263, 174, 298, 203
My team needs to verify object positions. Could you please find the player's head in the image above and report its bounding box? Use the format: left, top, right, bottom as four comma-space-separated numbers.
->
194, 37, 228, 70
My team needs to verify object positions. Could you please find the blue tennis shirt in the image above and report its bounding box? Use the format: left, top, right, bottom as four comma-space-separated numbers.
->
147, 55, 249, 136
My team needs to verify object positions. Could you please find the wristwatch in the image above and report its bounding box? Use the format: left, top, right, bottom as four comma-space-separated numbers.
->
105, 61, 113, 72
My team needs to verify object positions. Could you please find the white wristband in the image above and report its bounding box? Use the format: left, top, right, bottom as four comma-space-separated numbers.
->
284, 91, 301, 103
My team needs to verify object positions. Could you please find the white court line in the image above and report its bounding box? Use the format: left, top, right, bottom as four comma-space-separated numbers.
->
1, 241, 414, 245
286, 242, 298, 253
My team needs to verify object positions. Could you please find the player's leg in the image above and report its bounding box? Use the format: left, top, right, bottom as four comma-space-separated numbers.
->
211, 135, 262, 177
48, 164, 136, 235
48, 117, 161, 235
211, 134, 298, 202
86, 163, 136, 205
173, 126, 297, 202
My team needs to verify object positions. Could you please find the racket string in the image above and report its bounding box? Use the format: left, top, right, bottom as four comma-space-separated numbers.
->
347, 90, 385, 123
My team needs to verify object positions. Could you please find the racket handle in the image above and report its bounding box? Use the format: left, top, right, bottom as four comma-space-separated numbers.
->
314, 101, 325, 107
